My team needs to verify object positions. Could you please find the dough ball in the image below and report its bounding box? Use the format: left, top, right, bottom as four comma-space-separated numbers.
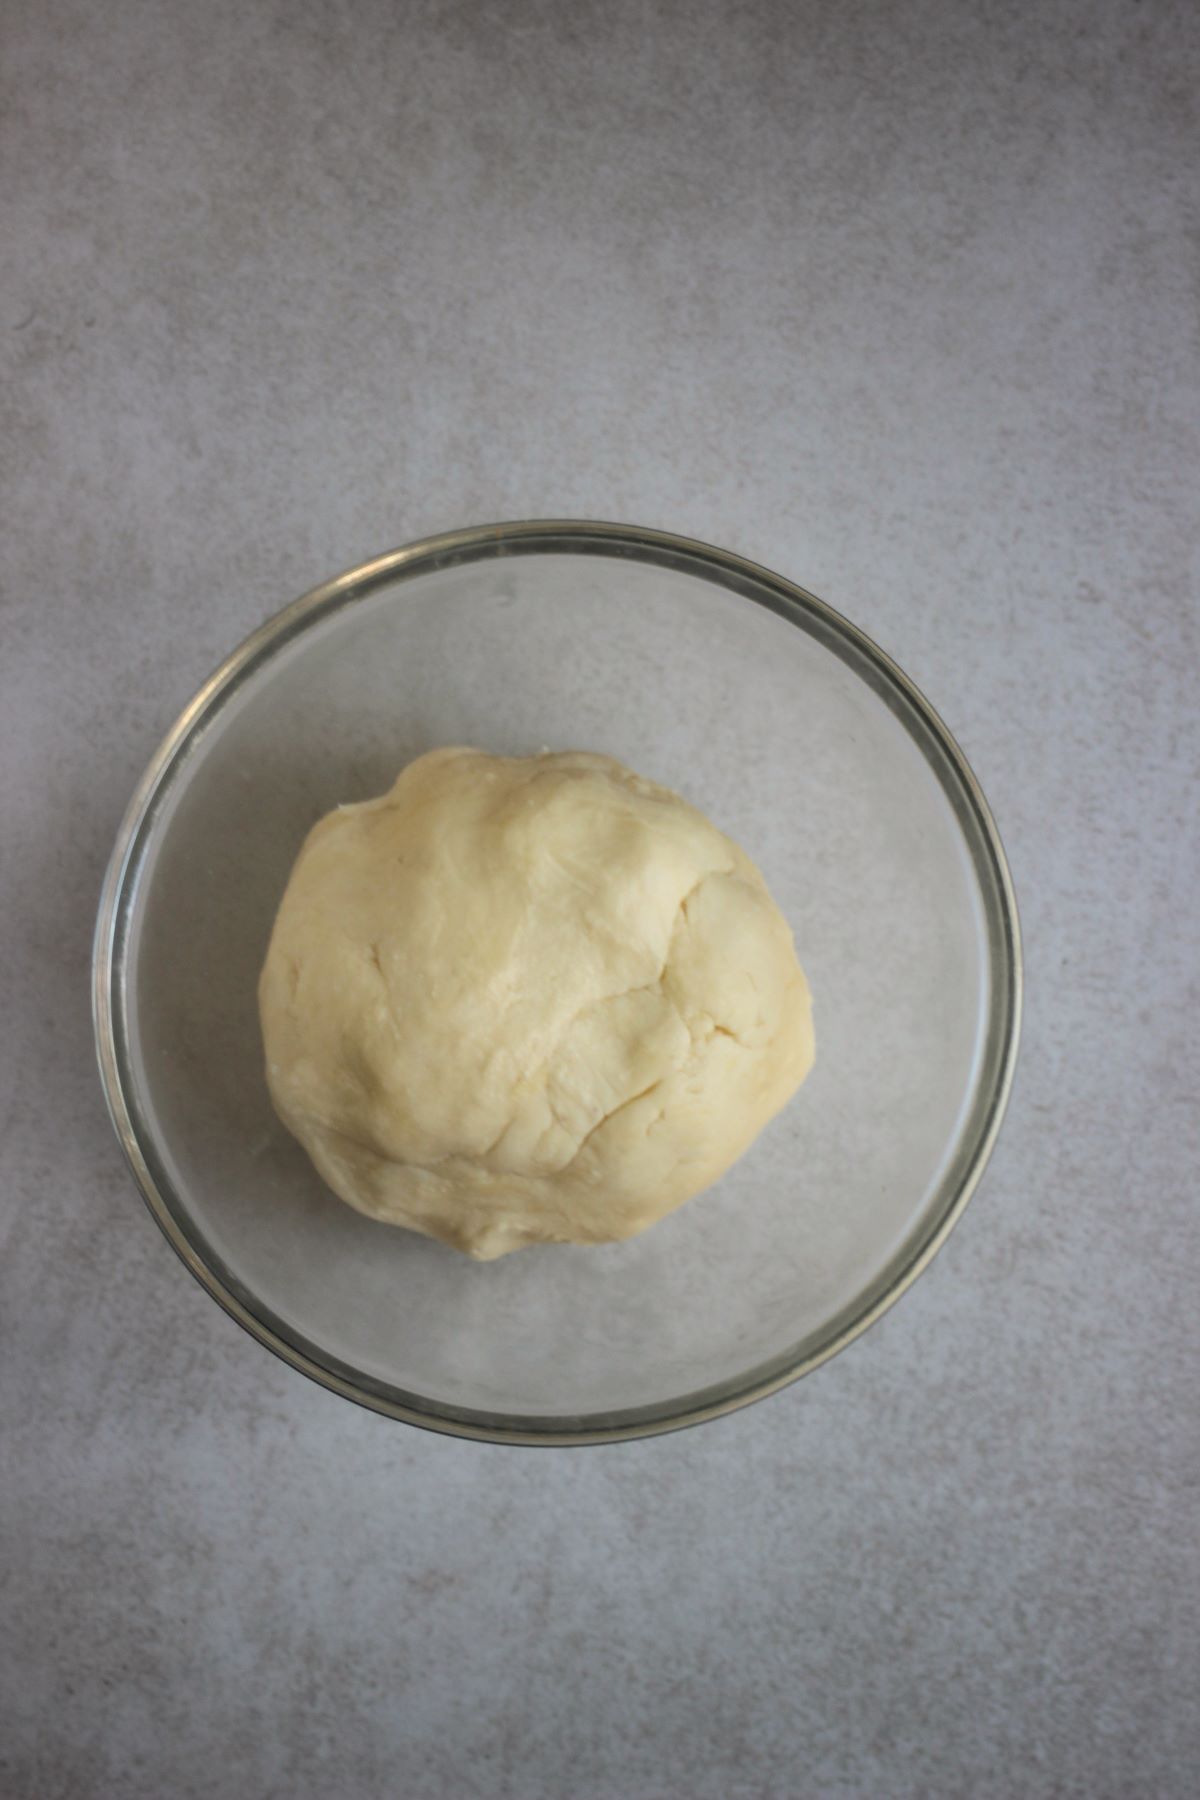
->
259, 748, 814, 1259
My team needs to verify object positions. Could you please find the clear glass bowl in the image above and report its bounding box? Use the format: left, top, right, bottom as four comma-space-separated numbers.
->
93, 522, 1021, 1444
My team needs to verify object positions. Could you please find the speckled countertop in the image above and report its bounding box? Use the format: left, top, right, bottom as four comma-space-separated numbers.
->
3, 2, 1197, 1795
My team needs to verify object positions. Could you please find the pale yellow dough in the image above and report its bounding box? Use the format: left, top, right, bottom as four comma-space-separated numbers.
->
259, 748, 814, 1259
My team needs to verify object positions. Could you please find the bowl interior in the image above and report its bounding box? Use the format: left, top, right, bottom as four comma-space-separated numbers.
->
115, 536, 1008, 1434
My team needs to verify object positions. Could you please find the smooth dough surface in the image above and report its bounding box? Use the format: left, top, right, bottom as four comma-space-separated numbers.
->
259, 748, 815, 1259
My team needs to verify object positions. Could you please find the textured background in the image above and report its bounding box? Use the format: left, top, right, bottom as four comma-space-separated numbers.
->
3, 1, 1198, 1795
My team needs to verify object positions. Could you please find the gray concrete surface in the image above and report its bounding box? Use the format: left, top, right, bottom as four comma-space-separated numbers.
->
3, 1, 1197, 1795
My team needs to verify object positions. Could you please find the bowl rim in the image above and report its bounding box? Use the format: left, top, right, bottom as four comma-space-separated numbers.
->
93, 518, 1023, 1446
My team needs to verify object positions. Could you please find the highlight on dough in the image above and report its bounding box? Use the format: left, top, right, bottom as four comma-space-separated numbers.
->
259, 747, 815, 1258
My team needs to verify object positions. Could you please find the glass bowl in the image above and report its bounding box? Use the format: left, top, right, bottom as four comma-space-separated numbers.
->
93, 521, 1021, 1444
